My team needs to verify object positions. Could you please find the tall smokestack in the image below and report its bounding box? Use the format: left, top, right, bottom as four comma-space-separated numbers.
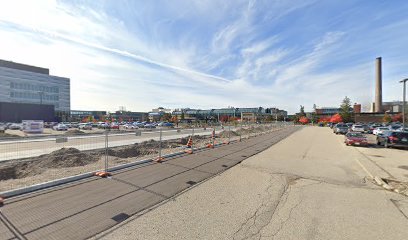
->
375, 57, 382, 112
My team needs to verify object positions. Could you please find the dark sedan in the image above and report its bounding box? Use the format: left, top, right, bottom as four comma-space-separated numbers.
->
377, 131, 408, 149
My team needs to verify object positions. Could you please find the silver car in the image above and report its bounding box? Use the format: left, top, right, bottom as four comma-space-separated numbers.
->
351, 125, 365, 132
53, 124, 68, 131
78, 123, 92, 130
334, 124, 349, 134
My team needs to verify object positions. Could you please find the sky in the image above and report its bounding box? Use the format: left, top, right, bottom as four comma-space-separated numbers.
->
0, 0, 407, 114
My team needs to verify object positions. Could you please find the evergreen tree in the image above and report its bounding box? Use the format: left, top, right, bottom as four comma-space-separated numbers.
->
340, 96, 352, 122
299, 105, 306, 117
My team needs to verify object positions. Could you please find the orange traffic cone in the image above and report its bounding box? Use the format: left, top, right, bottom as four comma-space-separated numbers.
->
154, 157, 165, 163
94, 171, 112, 178
185, 136, 193, 154
0, 196, 4, 207
207, 129, 216, 148
186, 136, 193, 148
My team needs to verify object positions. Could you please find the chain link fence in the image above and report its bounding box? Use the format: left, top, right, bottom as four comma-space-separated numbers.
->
0, 122, 294, 193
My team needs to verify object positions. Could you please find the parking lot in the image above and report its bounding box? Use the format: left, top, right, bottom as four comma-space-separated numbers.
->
1, 124, 178, 138
329, 124, 408, 182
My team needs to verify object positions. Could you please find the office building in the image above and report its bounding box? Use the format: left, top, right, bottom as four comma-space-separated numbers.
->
0, 59, 70, 112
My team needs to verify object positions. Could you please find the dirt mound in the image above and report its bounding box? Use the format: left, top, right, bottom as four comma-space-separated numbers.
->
107, 138, 193, 158
218, 130, 239, 138
107, 146, 157, 158
64, 129, 86, 135
36, 148, 99, 168
0, 148, 100, 180
0, 133, 21, 139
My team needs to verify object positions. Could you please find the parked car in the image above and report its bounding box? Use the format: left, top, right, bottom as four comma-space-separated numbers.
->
110, 124, 120, 130
9, 123, 22, 130
376, 131, 408, 148
368, 124, 381, 134
61, 122, 72, 128
78, 123, 92, 130
351, 124, 365, 132
345, 132, 368, 146
98, 123, 110, 129
361, 125, 370, 133
389, 125, 402, 131
162, 122, 174, 127
70, 122, 79, 128
334, 124, 349, 134
53, 124, 68, 131
123, 124, 136, 129
373, 127, 389, 135
133, 122, 144, 128
396, 127, 408, 132
144, 123, 156, 129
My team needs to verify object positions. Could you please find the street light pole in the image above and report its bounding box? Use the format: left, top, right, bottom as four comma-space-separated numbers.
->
400, 78, 408, 127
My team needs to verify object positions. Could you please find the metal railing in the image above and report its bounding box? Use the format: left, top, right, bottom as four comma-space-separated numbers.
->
0, 122, 293, 193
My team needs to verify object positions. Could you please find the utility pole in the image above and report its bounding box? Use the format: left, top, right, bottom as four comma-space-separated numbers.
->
400, 78, 408, 127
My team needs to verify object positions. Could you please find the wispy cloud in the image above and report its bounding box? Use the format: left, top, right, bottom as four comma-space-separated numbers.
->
0, 0, 407, 113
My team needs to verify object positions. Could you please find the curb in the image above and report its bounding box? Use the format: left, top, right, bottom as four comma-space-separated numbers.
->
373, 176, 408, 197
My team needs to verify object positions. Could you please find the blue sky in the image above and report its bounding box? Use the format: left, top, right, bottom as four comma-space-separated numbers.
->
0, 0, 407, 113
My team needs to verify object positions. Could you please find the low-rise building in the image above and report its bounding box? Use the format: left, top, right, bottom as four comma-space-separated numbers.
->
170, 107, 287, 122
110, 111, 148, 122
70, 110, 107, 122
148, 107, 171, 122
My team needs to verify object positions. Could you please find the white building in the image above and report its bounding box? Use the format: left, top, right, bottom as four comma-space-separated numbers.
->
0, 60, 70, 112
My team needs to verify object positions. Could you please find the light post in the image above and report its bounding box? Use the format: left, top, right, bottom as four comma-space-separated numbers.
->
400, 78, 408, 127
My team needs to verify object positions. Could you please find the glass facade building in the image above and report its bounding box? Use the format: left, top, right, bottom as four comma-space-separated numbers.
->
0, 60, 70, 112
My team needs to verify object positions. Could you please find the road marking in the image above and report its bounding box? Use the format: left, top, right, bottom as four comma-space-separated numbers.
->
334, 133, 374, 179
354, 157, 374, 179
